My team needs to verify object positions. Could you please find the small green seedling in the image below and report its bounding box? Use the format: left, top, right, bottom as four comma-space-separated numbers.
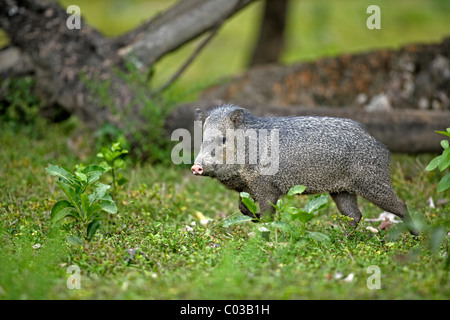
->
425, 128, 450, 195
97, 139, 129, 200
46, 163, 117, 241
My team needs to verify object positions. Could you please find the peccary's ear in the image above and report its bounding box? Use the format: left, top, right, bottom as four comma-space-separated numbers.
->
230, 108, 245, 126
194, 108, 206, 121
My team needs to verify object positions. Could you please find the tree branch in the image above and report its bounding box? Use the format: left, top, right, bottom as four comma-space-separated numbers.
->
116, 0, 255, 69
154, 0, 248, 93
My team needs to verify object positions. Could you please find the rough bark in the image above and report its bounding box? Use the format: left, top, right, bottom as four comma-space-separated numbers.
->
1, 0, 140, 132
0, 0, 255, 135
202, 37, 450, 111
115, 0, 254, 70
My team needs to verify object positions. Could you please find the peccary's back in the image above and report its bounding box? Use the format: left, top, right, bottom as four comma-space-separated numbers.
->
247, 115, 390, 194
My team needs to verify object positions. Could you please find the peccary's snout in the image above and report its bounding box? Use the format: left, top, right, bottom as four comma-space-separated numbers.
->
191, 164, 203, 175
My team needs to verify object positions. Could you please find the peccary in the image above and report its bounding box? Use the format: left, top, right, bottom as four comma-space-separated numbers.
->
191, 104, 418, 235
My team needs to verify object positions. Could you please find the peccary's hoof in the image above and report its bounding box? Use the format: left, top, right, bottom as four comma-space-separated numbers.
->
410, 229, 420, 238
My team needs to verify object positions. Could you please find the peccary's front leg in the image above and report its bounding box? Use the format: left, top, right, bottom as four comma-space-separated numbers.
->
258, 197, 277, 222
253, 186, 279, 222
330, 192, 362, 227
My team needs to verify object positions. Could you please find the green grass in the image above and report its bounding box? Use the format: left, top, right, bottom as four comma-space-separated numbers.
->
0, 119, 448, 300
0, 0, 449, 300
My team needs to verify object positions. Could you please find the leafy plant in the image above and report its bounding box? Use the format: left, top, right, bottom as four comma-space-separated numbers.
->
224, 186, 330, 244
424, 127, 450, 268
425, 128, 450, 195
270, 185, 330, 244
45, 164, 117, 241
97, 139, 129, 201
0, 77, 40, 126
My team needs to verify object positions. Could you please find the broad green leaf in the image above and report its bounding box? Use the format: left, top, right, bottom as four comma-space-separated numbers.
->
75, 171, 87, 183
99, 201, 117, 214
86, 203, 103, 219
89, 183, 110, 204
240, 192, 257, 214
306, 231, 330, 244
425, 155, 441, 171
111, 142, 120, 151
269, 199, 284, 212
81, 164, 106, 185
283, 206, 299, 215
223, 215, 253, 228
98, 148, 113, 162
86, 220, 101, 240
291, 209, 315, 224
81, 164, 105, 174
55, 181, 82, 215
46, 164, 78, 187
113, 158, 125, 169
111, 141, 128, 153
52, 206, 79, 223
437, 173, 450, 192
275, 199, 284, 211
66, 235, 83, 246
304, 194, 328, 214
441, 139, 449, 149
436, 129, 450, 138
438, 148, 450, 172
287, 185, 306, 196
50, 200, 76, 223
81, 193, 90, 219
104, 149, 114, 162
99, 161, 112, 172
98, 193, 117, 214
111, 150, 124, 160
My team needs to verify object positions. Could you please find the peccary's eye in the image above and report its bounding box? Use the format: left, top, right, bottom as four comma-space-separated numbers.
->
222, 137, 227, 144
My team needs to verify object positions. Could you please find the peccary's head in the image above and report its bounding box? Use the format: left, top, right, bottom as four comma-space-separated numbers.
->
192, 105, 248, 180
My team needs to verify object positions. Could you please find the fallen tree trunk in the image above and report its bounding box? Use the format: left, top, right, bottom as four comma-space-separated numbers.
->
201, 37, 450, 111
0, 0, 254, 150
169, 37, 450, 154
115, 0, 254, 69
166, 103, 450, 153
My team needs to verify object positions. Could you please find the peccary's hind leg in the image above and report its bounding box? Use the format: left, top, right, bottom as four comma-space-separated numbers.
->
356, 183, 419, 236
331, 192, 362, 227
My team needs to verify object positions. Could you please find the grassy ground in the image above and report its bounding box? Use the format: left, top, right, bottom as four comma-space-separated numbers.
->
0, 119, 448, 300
0, 0, 449, 301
